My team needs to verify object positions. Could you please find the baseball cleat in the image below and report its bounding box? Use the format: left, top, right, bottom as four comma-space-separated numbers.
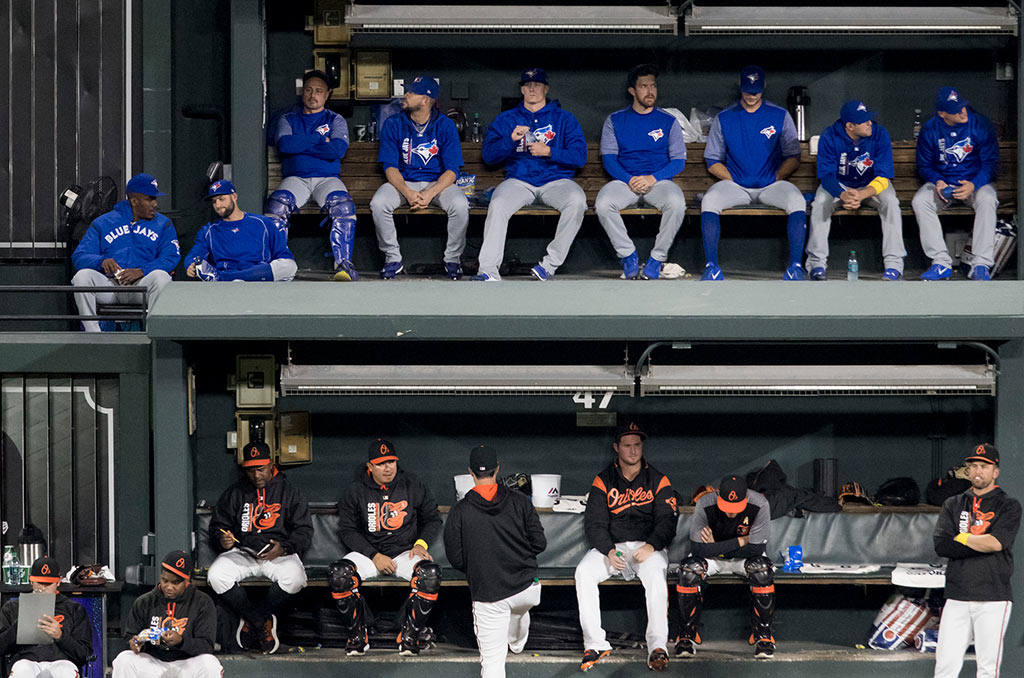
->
809, 266, 826, 281
333, 259, 359, 281
260, 615, 280, 654
674, 637, 696, 658
647, 648, 669, 672
700, 263, 724, 281
346, 630, 369, 656
235, 619, 253, 651
470, 272, 497, 281
639, 257, 662, 280
530, 264, 550, 281
920, 264, 951, 281
380, 261, 404, 280
621, 251, 640, 279
783, 263, 806, 281
580, 649, 610, 672
398, 634, 419, 656
969, 264, 992, 281
882, 268, 903, 281
754, 639, 775, 659
444, 262, 464, 280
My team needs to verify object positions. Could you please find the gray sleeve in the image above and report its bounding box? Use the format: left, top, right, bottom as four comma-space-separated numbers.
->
275, 115, 293, 143
747, 492, 771, 545
667, 119, 686, 161
689, 496, 711, 541
704, 115, 725, 163
330, 112, 349, 142
780, 111, 801, 158
599, 115, 619, 157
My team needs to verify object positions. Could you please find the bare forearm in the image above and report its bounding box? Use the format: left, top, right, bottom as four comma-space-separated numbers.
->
708, 162, 732, 181
385, 167, 409, 193
964, 534, 1003, 553
776, 157, 800, 180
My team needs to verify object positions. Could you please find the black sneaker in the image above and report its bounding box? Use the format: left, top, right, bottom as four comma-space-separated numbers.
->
260, 615, 280, 654
647, 648, 669, 672
674, 637, 696, 658
235, 619, 256, 651
346, 629, 369, 657
398, 636, 419, 656
754, 639, 775, 659
580, 649, 610, 671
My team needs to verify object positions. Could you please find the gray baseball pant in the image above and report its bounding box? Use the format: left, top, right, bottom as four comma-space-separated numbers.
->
478, 178, 586, 280
700, 179, 805, 214
912, 182, 998, 268
595, 180, 686, 261
370, 181, 470, 264
72, 268, 171, 332
806, 185, 906, 272
276, 175, 348, 208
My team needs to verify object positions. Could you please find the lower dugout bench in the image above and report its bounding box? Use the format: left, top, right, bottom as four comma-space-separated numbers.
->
193, 504, 939, 588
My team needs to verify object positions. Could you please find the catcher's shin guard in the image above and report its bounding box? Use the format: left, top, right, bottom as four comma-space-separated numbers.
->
264, 190, 297, 234
399, 560, 442, 649
675, 557, 707, 642
323, 190, 357, 266
745, 556, 776, 642
328, 559, 365, 639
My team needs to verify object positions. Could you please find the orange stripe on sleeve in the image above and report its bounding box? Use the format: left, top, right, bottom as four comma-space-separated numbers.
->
656, 476, 671, 494
591, 476, 607, 494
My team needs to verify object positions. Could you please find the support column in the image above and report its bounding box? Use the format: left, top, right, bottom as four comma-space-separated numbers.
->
1017, 12, 1023, 279
140, 1, 173, 200
231, 0, 267, 213
151, 340, 193, 563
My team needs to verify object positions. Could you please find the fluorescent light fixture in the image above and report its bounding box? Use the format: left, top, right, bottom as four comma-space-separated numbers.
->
639, 365, 995, 397
684, 6, 1017, 36
280, 364, 635, 396
346, 4, 678, 34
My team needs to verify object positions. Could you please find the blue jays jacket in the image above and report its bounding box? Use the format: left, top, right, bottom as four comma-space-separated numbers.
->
185, 213, 293, 272
275, 105, 350, 179
378, 110, 464, 183
816, 119, 895, 197
72, 200, 180, 275
916, 109, 999, 188
705, 101, 801, 189
482, 99, 587, 186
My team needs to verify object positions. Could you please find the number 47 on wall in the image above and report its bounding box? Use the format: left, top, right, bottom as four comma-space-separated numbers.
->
573, 390, 614, 409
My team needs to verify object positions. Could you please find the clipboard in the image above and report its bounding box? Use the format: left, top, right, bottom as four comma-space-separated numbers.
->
16, 592, 56, 645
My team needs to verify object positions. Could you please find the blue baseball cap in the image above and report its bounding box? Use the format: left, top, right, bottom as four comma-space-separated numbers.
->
205, 179, 237, 200
935, 86, 968, 114
739, 65, 765, 94
840, 100, 877, 125
125, 173, 166, 197
406, 76, 439, 99
519, 67, 548, 85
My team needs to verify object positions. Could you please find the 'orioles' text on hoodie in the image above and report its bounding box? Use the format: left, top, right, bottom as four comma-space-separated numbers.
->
337, 468, 442, 558
209, 467, 313, 557
123, 582, 217, 662
482, 99, 587, 186
0, 593, 92, 666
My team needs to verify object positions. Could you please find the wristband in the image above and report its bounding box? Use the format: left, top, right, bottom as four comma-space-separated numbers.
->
867, 177, 889, 194
954, 533, 970, 545
414, 539, 429, 550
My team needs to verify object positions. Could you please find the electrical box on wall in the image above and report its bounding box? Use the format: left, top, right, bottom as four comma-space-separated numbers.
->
314, 49, 351, 99
354, 50, 391, 99
235, 410, 278, 464
278, 411, 312, 465
314, 0, 349, 45
236, 355, 276, 409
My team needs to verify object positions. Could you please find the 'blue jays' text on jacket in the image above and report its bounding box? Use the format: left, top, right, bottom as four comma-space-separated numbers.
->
185, 213, 294, 272
600, 106, 686, 183
378, 110, 464, 183
704, 101, 801, 189
482, 99, 587, 186
816, 119, 895, 198
72, 200, 180, 275
916, 109, 999, 188
275, 105, 350, 179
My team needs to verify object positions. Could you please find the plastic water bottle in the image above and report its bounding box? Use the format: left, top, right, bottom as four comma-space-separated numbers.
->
471, 113, 481, 143
3, 546, 20, 585
847, 250, 859, 282
912, 109, 922, 139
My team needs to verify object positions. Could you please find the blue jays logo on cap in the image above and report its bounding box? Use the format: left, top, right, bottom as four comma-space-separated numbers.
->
206, 179, 237, 199
739, 65, 765, 94
125, 172, 167, 197
406, 76, 439, 98
411, 139, 440, 164
945, 137, 975, 162
519, 67, 548, 85
648, 128, 664, 142
840, 100, 877, 125
935, 86, 969, 114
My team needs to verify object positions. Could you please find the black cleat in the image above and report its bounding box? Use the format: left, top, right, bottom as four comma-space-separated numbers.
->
754, 639, 775, 659
580, 649, 610, 671
674, 637, 696, 658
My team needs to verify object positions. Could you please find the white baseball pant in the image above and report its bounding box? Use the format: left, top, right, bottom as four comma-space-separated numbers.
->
370, 181, 470, 264
206, 549, 307, 595
274, 176, 348, 209
574, 542, 669, 656
472, 581, 542, 678
9, 659, 80, 678
112, 650, 223, 678
478, 178, 586, 280
933, 599, 1012, 678
806, 184, 906, 273
71, 269, 171, 332
343, 549, 425, 581
700, 180, 806, 215
912, 183, 998, 268
703, 558, 747, 576
595, 180, 687, 261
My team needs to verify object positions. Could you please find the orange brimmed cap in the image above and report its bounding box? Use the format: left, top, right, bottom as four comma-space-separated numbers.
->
30, 556, 61, 584
241, 441, 272, 467
161, 550, 193, 581
717, 475, 749, 513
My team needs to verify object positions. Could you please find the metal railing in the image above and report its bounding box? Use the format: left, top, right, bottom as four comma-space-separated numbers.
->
0, 285, 148, 329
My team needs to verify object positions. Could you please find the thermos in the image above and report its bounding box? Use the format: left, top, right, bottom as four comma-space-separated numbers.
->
787, 86, 811, 142
17, 523, 46, 568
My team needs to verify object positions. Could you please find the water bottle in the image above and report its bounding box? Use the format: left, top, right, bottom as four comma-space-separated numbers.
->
3, 546, 21, 585
368, 111, 377, 143
471, 113, 481, 143
912, 109, 922, 139
847, 250, 859, 282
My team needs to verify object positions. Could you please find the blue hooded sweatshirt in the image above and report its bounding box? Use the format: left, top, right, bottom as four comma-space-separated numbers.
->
482, 99, 587, 186
378, 109, 464, 182
916, 109, 999, 188
72, 200, 180, 275
816, 119, 895, 198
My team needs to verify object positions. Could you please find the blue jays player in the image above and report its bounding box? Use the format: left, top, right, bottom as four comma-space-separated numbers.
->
701, 66, 805, 281
912, 87, 1000, 280
806, 100, 905, 280
596, 64, 686, 280
185, 180, 296, 282
473, 68, 587, 281
71, 173, 180, 331
265, 70, 357, 281
370, 76, 469, 279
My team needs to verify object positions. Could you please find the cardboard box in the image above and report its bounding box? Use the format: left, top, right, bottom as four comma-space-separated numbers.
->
355, 50, 391, 99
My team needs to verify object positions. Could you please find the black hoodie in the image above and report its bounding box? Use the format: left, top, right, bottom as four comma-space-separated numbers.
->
0, 593, 92, 666
444, 483, 546, 603
209, 467, 313, 557
123, 582, 217, 662
337, 468, 442, 558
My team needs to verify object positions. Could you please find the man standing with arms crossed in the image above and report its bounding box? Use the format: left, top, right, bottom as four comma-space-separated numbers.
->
444, 445, 546, 678
596, 64, 687, 280
932, 443, 1020, 678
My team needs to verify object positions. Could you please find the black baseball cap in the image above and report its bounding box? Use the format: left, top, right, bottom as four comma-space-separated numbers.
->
614, 421, 647, 442
718, 475, 749, 513
302, 69, 334, 89
241, 440, 272, 467
30, 556, 61, 584
161, 550, 193, 581
965, 443, 999, 465
470, 445, 498, 474
368, 438, 399, 465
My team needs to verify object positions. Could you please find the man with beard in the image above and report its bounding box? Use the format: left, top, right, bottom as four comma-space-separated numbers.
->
595, 64, 686, 280
185, 180, 296, 281
370, 76, 469, 279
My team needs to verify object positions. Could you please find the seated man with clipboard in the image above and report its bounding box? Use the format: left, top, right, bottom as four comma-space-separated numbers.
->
0, 556, 92, 678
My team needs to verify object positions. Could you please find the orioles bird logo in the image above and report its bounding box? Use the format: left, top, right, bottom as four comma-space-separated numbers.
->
248, 445, 260, 458
53, 614, 65, 628
176, 558, 186, 569
648, 128, 664, 142
161, 615, 189, 635
376, 500, 408, 531
41, 564, 51, 575
252, 500, 282, 530
760, 126, 776, 139
727, 490, 739, 501
970, 497, 994, 535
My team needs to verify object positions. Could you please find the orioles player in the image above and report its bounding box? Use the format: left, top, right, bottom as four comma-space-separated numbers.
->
330, 438, 443, 656
113, 550, 221, 678
575, 422, 677, 672
370, 76, 469, 280
932, 443, 1021, 678
0, 556, 92, 678
676, 474, 775, 659
208, 441, 312, 654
